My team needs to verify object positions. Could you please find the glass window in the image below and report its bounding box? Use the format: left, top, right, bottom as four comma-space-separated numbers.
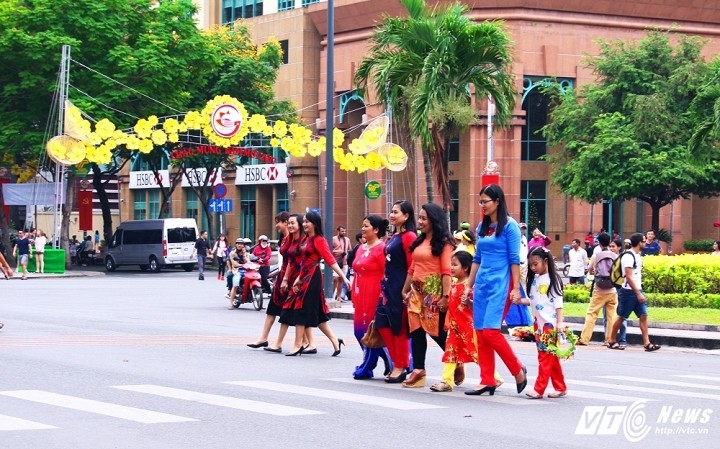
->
278, 0, 294, 10
168, 227, 197, 244
276, 184, 289, 213
186, 189, 198, 220
240, 186, 256, 238
449, 180, 459, 232
222, 0, 263, 23
301, 0, 319, 7
133, 190, 146, 220
148, 189, 160, 220
520, 180, 547, 234
521, 85, 549, 161
279, 39, 289, 64
448, 136, 460, 162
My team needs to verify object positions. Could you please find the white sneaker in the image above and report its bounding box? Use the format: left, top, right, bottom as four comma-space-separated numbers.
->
225, 293, 230, 299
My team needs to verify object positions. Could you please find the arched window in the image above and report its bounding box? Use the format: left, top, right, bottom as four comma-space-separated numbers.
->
521, 77, 573, 161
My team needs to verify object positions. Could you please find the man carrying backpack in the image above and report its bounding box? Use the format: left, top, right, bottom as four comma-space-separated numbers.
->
607, 232, 661, 352
578, 232, 617, 345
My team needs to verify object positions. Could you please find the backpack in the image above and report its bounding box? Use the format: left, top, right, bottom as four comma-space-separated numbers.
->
610, 250, 636, 288
593, 250, 617, 289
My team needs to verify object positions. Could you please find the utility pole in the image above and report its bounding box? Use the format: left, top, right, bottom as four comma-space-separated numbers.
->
323, 0, 335, 298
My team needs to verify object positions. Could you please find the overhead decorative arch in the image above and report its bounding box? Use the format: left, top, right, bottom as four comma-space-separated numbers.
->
339, 90, 366, 124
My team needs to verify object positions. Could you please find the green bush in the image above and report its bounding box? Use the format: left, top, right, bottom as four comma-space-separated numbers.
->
683, 239, 715, 252
643, 255, 720, 294
562, 288, 720, 309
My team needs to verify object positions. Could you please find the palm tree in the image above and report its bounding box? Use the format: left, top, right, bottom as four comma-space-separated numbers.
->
355, 0, 515, 210
689, 62, 720, 155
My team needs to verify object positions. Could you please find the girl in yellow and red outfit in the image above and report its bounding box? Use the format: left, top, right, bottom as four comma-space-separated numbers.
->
516, 246, 568, 399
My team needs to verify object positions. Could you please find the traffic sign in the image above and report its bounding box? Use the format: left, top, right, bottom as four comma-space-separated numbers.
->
213, 183, 227, 198
209, 198, 233, 213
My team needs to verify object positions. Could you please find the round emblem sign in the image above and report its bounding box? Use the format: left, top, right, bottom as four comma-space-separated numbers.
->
211, 104, 243, 138
364, 181, 382, 200
213, 183, 227, 199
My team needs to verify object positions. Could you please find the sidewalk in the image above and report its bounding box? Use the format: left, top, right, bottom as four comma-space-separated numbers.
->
326, 301, 720, 350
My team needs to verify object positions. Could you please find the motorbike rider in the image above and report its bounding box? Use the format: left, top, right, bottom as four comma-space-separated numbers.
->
226, 238, 249, 309
252, 235, 272, 294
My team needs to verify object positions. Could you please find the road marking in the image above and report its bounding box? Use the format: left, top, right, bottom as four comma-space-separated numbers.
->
113, 385, 323, 416
328, 377, 549, 406
674, 375, 720, 382
227, 380, 444, 410
563, 379, 720, 401
599, 375, 720, 391
0, 390, 195, 424
0, 414, 57, 431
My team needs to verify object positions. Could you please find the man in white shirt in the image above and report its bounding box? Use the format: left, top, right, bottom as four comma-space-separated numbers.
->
567, 238, 588, 285
607, 232, 660, 351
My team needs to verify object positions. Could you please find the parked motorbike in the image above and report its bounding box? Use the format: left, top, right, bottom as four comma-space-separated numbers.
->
231, 261, 264, 310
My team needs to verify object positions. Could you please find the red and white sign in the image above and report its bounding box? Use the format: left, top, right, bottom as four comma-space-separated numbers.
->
211, 104, 242, 138
235, 163, 288, 185
181, 168, 223, 187
129, 170, 170, 189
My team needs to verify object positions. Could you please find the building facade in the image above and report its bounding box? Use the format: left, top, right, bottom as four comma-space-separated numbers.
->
121, 0, 720, 250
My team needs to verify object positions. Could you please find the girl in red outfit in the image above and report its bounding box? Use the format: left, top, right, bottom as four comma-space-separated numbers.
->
376, 200, 416, 384
430, 250, 476, 392
284, 211, 350, 356
401, 203, 455, 388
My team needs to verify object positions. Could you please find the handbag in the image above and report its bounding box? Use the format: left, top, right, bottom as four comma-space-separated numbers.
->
361, 320, 384, 348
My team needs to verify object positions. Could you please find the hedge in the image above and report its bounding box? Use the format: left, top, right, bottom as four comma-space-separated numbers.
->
563, 254, 720, 309
563, 285, 720, 309
683, 239, 716, 252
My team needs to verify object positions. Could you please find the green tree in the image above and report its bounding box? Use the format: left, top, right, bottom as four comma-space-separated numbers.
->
544, 30, 720, 231
689, 60, 720, 154
355, 0, 515, 210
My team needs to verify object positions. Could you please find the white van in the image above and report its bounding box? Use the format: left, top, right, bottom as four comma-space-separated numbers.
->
105, 218, 198, 272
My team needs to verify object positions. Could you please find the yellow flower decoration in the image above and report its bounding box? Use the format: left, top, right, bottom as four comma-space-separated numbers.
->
163, 118, 180, 134
95, 119, 116, 140
151, 130, 167, 146
273, 120, 288, 138
138, 139, 153, 154
199, 95, 249, 147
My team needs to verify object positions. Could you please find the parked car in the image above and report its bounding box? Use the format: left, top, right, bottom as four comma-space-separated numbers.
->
104, 218, 198, 272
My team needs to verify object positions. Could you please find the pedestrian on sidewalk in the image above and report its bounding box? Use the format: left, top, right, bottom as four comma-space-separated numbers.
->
607, 233, 660, 352
518, 246, 568, 399
33, 230, 47, 274
191, 230, 210, 280
401, 203, 455, 389
567, 238, 588, 285
13, 230, 31, 280
376, 200, 416, 384
212, 234, 228, 281
350, 215, 391, 379
579, 232, 617, 345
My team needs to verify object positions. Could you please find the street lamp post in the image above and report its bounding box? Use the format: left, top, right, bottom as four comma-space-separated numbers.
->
323, 0, 335, 298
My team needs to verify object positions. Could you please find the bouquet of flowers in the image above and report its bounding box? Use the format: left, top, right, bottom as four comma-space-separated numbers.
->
510, 326, 535, 342
538, 327, 578, 360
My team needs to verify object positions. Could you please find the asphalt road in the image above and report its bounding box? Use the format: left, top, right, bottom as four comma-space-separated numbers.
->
0, 271, 718, 449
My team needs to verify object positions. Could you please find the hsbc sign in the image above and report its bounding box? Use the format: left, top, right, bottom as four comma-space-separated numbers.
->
129, 170, 169, 189
235, 163, 288, 185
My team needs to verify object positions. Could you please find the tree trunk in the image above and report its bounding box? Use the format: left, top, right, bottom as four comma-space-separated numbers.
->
422, 149, 434, 204
650, 202, 661, 232
91, 163, 114, 245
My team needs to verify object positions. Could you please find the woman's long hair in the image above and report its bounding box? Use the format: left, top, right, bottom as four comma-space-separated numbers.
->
365, 215, 389, 239
288, 214, 304, 240
304, 211, 324, 237
275, 211, 290, 246
526, 246, 564, 299
477, 184, 509, 237
410, 203, 455, 256
393, 200, 417, 233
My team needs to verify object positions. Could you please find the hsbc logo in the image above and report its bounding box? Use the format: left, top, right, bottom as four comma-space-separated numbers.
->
235, 163, 287, 185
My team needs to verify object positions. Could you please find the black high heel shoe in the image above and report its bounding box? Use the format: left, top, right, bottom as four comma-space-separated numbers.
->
464, 385, 496, 396
247, 341, 268, 349
516, 366, 528, 394
384, 371, 407, 384
286, 346, 305, 357
332, 339, 345, 357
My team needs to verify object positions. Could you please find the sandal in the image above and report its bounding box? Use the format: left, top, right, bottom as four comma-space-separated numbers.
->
429, 381, 453, 392
607, 342, 625, 350
644, 343, 661, 352
548, 390, 567, 398
525, 391, 543, 399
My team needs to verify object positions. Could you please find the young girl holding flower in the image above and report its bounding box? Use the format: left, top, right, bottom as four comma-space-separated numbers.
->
515, 246, 568, 399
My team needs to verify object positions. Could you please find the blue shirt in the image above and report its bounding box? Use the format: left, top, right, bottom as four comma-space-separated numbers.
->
642, 240, 661, 256
15, 237, 30, 255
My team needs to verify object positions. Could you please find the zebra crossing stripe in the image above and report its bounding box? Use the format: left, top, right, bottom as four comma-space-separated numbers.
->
674, 375, 720, 382
0, 414, 57, 431
226, 380, 444, 410
565, 379, 720, 401
599, 375, 720, 391
112, 385, 323, 416
0, 390, 195, 424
